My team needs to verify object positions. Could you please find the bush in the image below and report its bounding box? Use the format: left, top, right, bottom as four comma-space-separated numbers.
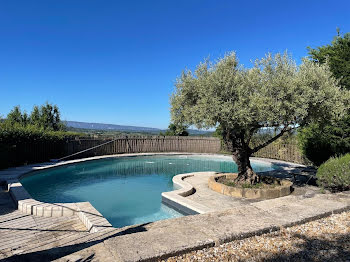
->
0, 123, 79, 143
298, 117, 350, 166
0, 123, 82, 169
316, 154, 350, 192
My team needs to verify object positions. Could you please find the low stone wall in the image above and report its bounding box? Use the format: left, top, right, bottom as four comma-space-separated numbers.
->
208, 173, 293, 199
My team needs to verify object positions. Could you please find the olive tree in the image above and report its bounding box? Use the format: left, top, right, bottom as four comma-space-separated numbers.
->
171, 52, 348, 184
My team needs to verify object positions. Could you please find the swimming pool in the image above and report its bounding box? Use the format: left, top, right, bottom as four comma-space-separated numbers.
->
20, 155, 276, 228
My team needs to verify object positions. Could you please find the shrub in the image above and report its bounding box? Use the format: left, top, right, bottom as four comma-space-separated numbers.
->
0, 103, 83, 169
298, 116, 350, 166
316, 154, 350, 191
0, 123, 82, 169
0, 123, 79, 143
303, 31, 350, 166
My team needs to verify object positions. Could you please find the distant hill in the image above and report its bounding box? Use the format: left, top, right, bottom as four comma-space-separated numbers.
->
65, 121, 161, 133
65, 121, 210, 136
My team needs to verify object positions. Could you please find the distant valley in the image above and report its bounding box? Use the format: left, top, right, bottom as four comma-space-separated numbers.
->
65, 121, 211, 136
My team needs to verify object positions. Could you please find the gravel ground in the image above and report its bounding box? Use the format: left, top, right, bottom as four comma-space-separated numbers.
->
164, 211, 350, 262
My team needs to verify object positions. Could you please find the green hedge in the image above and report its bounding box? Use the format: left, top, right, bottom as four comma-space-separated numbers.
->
0, 124, 80, 143
298, 117, 350, 166
0, 124, 82, 169
316, 154, 350, 192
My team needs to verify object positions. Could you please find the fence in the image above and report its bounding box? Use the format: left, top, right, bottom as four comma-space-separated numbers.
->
251, 141, 307, 165
61, 137, 309, 165
65, 136, 222, 159
0, 140, 67, 169
0, 135, 309, 170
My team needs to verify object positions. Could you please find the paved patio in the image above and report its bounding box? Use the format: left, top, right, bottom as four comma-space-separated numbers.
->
1, 180, 349, 261
185, 172, 261, 211
183, 172, 321, 212
0, 185, 91, 260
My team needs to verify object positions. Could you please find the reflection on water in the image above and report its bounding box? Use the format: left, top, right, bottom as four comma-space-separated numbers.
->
20, 155, 274, 227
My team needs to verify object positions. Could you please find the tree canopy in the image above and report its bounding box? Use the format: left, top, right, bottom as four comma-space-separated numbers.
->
3, 102, 65, 131
171, 51, 348, 183
308, 30, 350, 90
6, 106, 27, 125
161, 123, 189, 136
298, 31, 350, 165
171, 52, 347, 135
298, 115, 350, 166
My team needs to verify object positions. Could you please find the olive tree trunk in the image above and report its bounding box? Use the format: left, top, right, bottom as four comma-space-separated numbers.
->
231, 147, 259, 184
222, 125, 292, 184
222, 130, 260, 184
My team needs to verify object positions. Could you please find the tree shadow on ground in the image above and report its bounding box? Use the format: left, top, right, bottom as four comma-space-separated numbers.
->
0, 222, 151, 262
264, 232, 350, 262
0, 206, 15, 217
0, 187, 16, 217
260, 165, 318, 187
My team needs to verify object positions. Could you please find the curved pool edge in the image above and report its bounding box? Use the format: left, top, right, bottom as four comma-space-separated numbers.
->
162, 172, 215, 215
1, 152, 305, 233
163, 157, 305, 215
161, 158, 305, 215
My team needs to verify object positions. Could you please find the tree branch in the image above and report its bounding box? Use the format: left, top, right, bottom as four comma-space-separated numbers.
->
246, 125, 260, 146
250, 126, 294, 154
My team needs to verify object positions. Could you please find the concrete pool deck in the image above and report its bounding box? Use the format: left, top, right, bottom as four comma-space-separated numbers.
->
0, 153, 350, 261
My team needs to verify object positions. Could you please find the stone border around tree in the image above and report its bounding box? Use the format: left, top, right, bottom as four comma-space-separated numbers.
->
208, 173, 293, 199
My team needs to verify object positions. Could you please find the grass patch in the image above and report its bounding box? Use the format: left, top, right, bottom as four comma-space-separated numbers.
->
218, 175, 280, 189
224, 181, 236, 187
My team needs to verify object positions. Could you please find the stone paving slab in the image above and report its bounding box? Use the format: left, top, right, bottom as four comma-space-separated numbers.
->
0, 186, 92, 261
101, 192, 350, 262
185, 172, 259, 211
2, 192, 350, 262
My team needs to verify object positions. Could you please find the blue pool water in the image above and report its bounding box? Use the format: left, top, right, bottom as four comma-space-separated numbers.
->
20, 155, 275, 228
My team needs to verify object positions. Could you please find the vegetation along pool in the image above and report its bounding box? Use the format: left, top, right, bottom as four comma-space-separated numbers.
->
20, 155, 276, 228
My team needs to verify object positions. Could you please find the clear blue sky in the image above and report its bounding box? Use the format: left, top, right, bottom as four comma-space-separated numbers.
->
1, 0, 349, 129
